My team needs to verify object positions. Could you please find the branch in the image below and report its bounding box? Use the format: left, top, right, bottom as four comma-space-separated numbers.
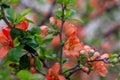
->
88, 58, 110, 64
62, 64, 79, 74
65, 68, 81, 79
62, 61, 80, 74
59, 3, 66, 74
0, 5, 12, 28
24, 44, 49, 69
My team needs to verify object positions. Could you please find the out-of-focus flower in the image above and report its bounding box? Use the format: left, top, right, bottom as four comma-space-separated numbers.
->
64, 36, 83, 57
101, 41, 111, 52
78, 27, 86, 39
47, 0, 54, 4
89, 0, 117, 19
40, 25, 48, 38
46, 63, 66, 80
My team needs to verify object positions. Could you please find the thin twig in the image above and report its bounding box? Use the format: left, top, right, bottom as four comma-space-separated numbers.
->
62, 61, 80, 74
37, 70, 46, 76
62, 65, 79, 74
39, 58, 49, 69
65, 68, 81, 79
88, 58, 110, 64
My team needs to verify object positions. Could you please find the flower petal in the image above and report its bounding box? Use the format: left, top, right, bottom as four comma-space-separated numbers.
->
0, 46, 10, 58
58, 75, 66, 80
51, 63, 60, 73
0, 32, 8, 45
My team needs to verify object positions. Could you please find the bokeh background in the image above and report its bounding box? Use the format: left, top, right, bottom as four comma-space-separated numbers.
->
0, 0, 120, 80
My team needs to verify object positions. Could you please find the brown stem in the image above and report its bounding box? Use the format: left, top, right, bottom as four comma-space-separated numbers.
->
59, 2, 66, 74
62, 64, 79, 74
0, 5, 12, 28
62, 61, 80, 74
65, 68, 81, 79
24, 44, 49, 69
88, 58, 110, 64
39, 58, 49, 69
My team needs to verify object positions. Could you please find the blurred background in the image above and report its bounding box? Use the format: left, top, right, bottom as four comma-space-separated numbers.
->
0, 0, 120, 80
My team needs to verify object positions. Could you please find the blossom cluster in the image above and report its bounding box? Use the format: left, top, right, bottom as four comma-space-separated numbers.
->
45, 17, 109, 80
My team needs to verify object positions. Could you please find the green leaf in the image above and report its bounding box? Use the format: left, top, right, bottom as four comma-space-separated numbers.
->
34, 58, 42, 71
6, 8, 15, 18
26, 18, 34, 24
10, 28, 23, 39
24, 37, 39, 49
20, 9, 31, 17
19, 54, 30, 69
16, 9, 31, 23
17, 70, 42, 80
35, 34, 42, 44
57, 0, 62, 3
14, 38, 20, 47
45, 54, 57, 60
64, 0, 76, 5
31, 26, 41, 35
1, 3, 10, 8
100, 76, 105, 80
6, 7, 16, 23
45, 49, 53, 55
9, 0, 19, 4
7, 16, 14, 22
56, 8, 62, 19
7, 47, 22, 62
90, 38, 101, 45
17, 70, 31, 80
64, 9, 74, 20
69, 18, 84, 23
0, 0, 2, 3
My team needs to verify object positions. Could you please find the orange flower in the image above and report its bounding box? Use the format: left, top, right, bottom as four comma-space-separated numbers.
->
47, 0, 54, 4
40, 25, 48, 38
92, 53, 109, 77
51, 34, 65, 48
63, 22, 78, 37
0, 26, 14, 58
46, 63, 66, 80
15, 20, 29, 31
0, 32, 11, 58
92, 61, 108, 77
63, 36, 83, 57
49, 17, 78, 37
